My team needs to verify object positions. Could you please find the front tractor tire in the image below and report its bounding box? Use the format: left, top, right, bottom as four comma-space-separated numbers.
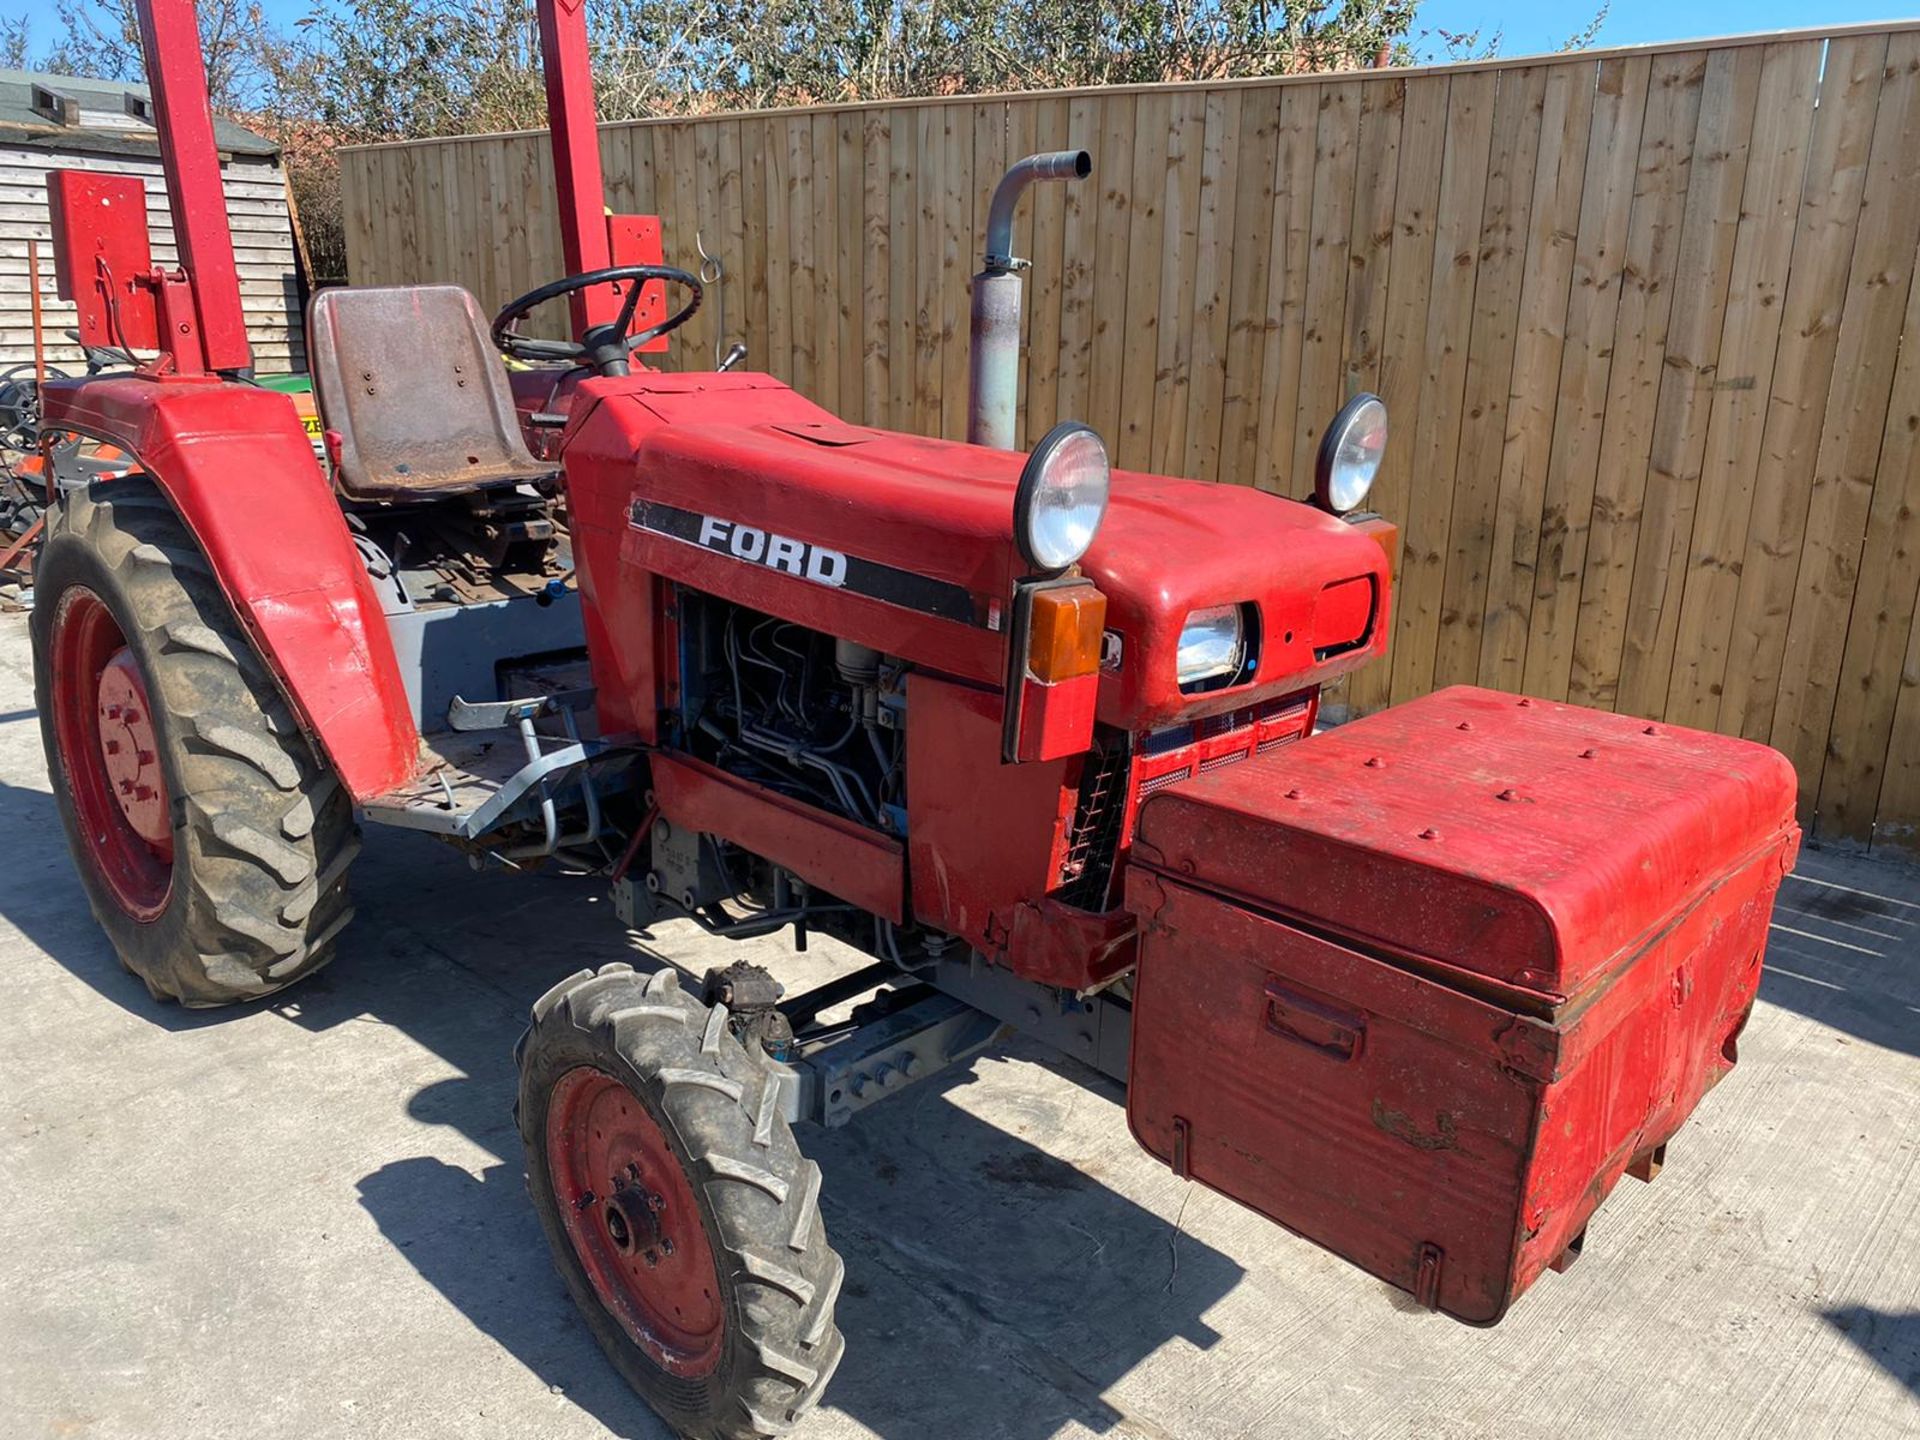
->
32, 478, 359, 1006
517, 964, 846, 1440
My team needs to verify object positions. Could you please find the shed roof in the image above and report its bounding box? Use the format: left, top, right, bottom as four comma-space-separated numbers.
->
0, 68, 279, 160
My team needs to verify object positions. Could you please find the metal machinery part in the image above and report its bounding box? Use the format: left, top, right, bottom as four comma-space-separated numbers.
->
967, 151, 1090, 449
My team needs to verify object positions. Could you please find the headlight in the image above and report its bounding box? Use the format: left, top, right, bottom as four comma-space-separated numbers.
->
1315, 393, 1387, 514
1014, 421, 1110, 573
1177, 604, 1246, 688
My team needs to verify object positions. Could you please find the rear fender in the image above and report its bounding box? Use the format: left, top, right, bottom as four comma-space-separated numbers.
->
40, 377, 420, 799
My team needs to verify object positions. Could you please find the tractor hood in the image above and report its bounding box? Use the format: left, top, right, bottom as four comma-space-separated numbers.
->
562, 374, 1390, 731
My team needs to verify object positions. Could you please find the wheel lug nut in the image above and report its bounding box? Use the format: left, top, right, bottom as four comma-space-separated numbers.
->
104, 740, 121, 755
659, 1237, 674, 1257
136, 749, 154, 765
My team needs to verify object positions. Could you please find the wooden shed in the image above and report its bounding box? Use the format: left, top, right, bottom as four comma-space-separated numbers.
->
0, 67, 303, 374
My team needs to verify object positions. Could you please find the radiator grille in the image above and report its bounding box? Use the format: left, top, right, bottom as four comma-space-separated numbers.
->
1056, 691, 1316, 910
1058, 743, 1132, 910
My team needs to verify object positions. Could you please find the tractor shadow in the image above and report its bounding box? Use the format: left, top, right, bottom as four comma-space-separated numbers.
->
0, 767, 1240, 1440
336, 829, 1242, 1439
1821, 1306, 1920, 1402
330, 827, 1243, 1439
1760, 847, 1920, 1061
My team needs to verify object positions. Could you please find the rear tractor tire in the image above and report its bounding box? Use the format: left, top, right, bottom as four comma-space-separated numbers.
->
517, 963, 846, 1440
31, 478, 359, 1006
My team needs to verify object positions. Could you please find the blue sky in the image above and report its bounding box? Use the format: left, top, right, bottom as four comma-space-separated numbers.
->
1410, 1, 1910, 58
2, 0, 1911, 66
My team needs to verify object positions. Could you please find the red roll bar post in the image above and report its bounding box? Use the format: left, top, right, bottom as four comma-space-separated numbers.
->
134, 0, 253, 374
535, 0, 620, 336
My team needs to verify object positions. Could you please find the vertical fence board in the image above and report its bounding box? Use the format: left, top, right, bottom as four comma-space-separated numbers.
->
912, 105, 943, 437
884, 109, 914, 430
937, 104, 974, 440
1012, 99, 1054, 447
1055, 95, 1100, 430
1117, 91, 1170, 469
1665, 40, 1823, 728
810, 112, 839, 412
1150, 91, 1208, 474
1569, 50, 1707, 707
1433, 65, 1546, 690
1820, 225, 1920, 838
1388, 67, 1495, 703
1520, 55, 1652, 698
718, 120, 747, 367
1338, 78, 1402, 406
740, 120, 769, 373
1254, 82, 1320, 494
1288, 82, 1360, 491
861, 111, 891, 427
1218, 90, 1283, 486
1349, 72, 1446, 715
1478, 60, 1599, 691
1615, 44, 1763, 717
1086, 94, 1135, 450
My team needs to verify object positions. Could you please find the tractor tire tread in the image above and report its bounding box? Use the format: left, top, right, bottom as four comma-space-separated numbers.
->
31, 479, 357, 1006
517, 965, 845, 1440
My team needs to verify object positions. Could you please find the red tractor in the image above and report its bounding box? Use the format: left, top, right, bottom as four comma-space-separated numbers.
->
31, 2, 1802, 1436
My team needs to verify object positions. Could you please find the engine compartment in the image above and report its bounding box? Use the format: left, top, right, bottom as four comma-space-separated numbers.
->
675, 588, 906, 836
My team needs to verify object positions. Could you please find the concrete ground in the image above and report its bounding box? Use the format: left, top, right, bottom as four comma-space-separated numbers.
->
1, 607, 1916, 1440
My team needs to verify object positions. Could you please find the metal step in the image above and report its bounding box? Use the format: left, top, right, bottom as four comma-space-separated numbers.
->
360, 729, 537, 836
359, 690, 618, 847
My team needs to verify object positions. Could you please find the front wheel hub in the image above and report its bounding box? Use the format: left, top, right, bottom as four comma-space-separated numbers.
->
49, 586, 174, 920
97, 650, 170, 848
546, 1066, 725, 1377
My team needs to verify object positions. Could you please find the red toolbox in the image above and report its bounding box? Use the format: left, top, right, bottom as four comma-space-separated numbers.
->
1123, 686, 1799, 1323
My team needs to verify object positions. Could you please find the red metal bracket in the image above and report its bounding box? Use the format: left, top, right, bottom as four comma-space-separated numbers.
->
143, 268, 210, 376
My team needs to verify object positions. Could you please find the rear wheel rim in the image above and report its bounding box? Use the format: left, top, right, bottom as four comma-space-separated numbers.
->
546, 1065, 727, 1378
50, 586, 173, 920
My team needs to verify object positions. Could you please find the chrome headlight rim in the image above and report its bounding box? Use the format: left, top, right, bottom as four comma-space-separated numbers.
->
1314, 392, 1388, 515
1014, 421, 1111, 574
1176, 601, 1253, 692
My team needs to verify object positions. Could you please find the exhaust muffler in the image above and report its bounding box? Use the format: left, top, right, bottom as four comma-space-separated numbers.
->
966, 150, 1092, 450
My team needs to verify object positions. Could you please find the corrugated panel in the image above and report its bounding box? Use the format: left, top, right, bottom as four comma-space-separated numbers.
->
0, 146, 303, 372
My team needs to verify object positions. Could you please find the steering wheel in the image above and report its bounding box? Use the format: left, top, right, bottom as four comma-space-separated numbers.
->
491, 264, 703, 375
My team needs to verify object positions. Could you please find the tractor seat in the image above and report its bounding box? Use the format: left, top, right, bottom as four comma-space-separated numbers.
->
308, 284, 557, 502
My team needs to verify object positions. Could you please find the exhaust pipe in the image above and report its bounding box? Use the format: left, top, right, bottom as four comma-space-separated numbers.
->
967, 150, 1092, 450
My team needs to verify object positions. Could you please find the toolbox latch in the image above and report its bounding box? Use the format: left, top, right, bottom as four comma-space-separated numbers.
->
1263, 978, 1366, 1062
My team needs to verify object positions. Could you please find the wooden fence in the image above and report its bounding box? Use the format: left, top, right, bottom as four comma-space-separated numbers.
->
342, 22, 1920, 849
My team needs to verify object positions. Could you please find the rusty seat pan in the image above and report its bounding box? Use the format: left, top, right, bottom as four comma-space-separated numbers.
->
308, 284, 557, 502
